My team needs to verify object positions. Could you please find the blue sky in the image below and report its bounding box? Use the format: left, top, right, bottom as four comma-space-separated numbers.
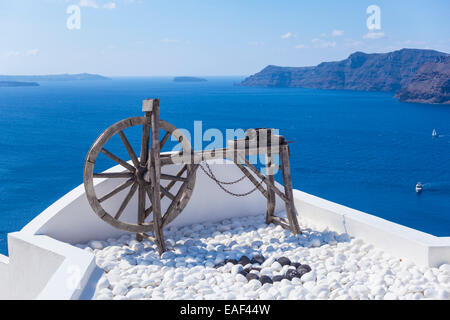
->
0, 0, 449, 76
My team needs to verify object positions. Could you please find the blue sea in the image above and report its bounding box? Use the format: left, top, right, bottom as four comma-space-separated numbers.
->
0, 77, 449, 255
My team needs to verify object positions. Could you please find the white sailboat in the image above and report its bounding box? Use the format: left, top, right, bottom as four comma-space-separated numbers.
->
432, 128, 438, 137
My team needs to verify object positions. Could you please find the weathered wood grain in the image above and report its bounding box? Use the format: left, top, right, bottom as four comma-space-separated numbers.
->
266, 153, 276, 224
114, 181, 138, 220
149, 99, 166, 254
280, 144, 301, 234
140, 111, 151, 166
93, 172, 134, 179
98, 178, 134, 203
234, 162, 268, 198
118, 130, 140, 168
100, 148, 136, 172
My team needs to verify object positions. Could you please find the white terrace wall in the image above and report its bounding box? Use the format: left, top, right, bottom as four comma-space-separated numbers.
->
293, 189, 450, 267
0, 160, 449, 299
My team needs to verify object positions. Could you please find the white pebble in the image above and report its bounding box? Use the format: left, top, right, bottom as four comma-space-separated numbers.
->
235, 274, 247, 283
112, 283, 128, 296
89, 240, 104, 250
271, 261, 282, 272
86, 214, 450, 301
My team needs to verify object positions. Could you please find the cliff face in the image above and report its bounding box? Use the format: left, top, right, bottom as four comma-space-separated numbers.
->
395, 56, 450, 104
239, 49, 448, 93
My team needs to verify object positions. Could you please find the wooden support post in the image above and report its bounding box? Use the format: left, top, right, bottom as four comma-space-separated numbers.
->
238, 154, 290, 204
265, 152, 276, 225
136, 185, 145, 242
279, 144, 301, 234
234, 162, 268, 198
148, 99, 166, 254
137, 111, 151, 242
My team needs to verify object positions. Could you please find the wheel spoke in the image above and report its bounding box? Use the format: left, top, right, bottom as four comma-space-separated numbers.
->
114, 182, 138, 219
101, 148, 136, 172
163, 164, 199, 225
164, 165, 188, 190
118, 130, 140, 168
99, 178, 134, 203
144, 185, 177, 217
160, 173, 188, 182
160, 185, 176, 201
93, 172, 134, 178
159, 131, 171, 150
144, 185, 154, 218
140, 121, 150, 166
144, 164, 188, 219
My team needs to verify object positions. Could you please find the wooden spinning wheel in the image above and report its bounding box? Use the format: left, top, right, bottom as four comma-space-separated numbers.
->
83, 99, 196, 253
85, 98, 302, 255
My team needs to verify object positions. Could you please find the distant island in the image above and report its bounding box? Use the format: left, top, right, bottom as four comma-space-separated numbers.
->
0, 73, 110, 82
239, 48, 449, 104
173, 76, 207, 82
0, 81, 39, 87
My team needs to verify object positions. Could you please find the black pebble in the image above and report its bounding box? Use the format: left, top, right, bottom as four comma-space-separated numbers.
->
225, 259, 238, 265
244, 267, 252, 273
238, 270, 248, 277
246, 273, 259, 281
291, 262, 301, 269
259, 276, 273, 285
250, 254, 265, 265
285, 269, 302, 280
297, 264, 312, 273
296, 265, 312, 278
272, 275, 285, 282
251, 267, 262, 272
277, 257, 291, 266
238, 256, 251, 266
214, 261, 226, 268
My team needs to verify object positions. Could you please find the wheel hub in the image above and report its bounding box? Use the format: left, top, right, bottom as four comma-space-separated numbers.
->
135, 166, 151, 185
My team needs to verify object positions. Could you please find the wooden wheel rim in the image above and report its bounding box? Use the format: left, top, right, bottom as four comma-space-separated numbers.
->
84, 116, 195, 233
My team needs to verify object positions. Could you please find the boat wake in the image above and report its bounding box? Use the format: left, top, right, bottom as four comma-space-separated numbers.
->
420, 182, 450, 193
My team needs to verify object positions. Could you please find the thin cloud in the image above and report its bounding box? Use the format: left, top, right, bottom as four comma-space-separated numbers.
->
363, 31, 385, 39
295, 44, 308, 49
77, 0, 117, 9
26, 49, 39, 56
5, 51, 21, 57
311, 38, 336, 48
344, 39, 364, 48
281, 32, 293, 39
331, 29, 344, 37
78, 0, 99, 8
103, 2, 116, 9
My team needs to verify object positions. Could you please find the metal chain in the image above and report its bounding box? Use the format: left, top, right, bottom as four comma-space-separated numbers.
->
203, 161, 247, 184
199, 161, 264, 197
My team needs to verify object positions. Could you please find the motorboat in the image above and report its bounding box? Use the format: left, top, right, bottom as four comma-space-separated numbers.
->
416, 182, 423, 193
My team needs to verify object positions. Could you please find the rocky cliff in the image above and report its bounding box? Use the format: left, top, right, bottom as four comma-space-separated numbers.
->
395, 56, 450, 104
239, 49, 448, 94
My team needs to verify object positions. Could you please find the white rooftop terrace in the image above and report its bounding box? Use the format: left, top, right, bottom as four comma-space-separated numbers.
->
0, 160, 449, 299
